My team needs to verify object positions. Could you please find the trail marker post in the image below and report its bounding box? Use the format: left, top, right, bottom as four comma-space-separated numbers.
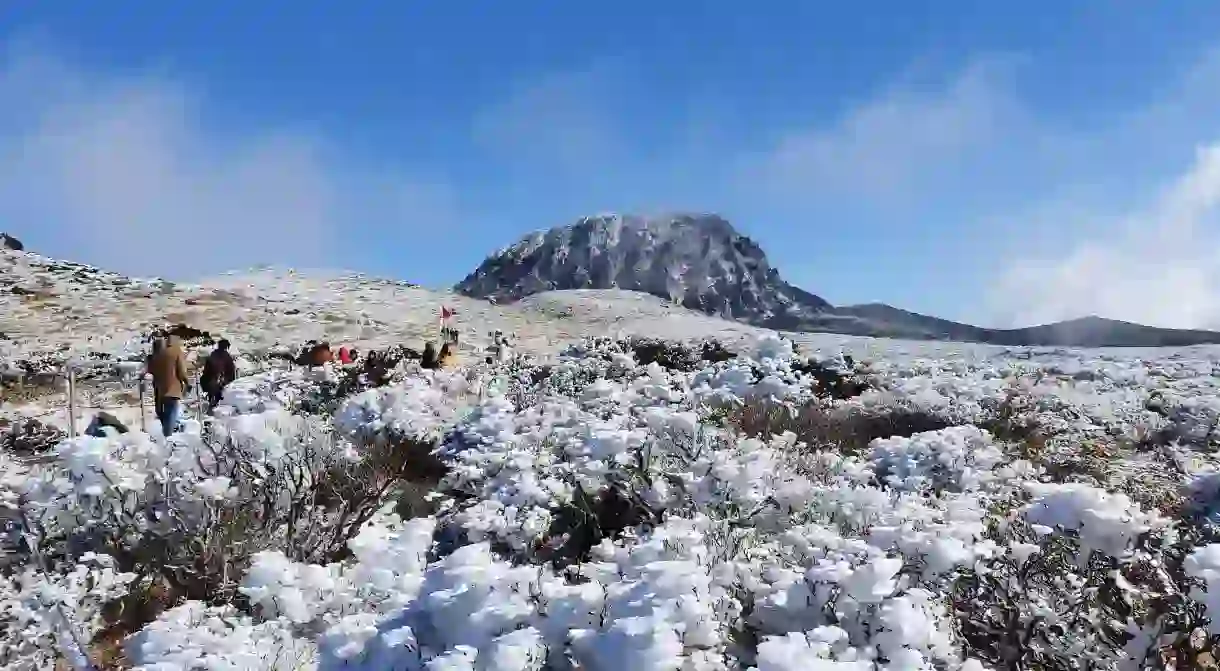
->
138, 375, 147, 433
66, 367, 77, 439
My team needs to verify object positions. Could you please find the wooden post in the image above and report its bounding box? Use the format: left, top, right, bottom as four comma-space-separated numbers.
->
66, 368, 77, 439
139, 375, 147, 433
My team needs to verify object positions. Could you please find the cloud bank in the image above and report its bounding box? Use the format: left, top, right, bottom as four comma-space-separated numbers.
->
0, 41, 457, 281
995, 144, 1220, 329
731, 50, 1220, 329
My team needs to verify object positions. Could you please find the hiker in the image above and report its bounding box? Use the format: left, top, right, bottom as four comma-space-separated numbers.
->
148, 335, 189, 437
496, 334, 513, 363
312, 342, 334, 366
437, 342, 459, 369
199, 339, 237, 411
294, 341, 332, 367
420, 342, 439, 370
147, 336, 166, 419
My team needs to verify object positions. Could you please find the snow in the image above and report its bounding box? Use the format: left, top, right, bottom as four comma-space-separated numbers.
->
6, 247, 1220, 669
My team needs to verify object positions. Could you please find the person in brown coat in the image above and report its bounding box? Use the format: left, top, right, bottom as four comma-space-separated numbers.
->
437, 342, 459, 369
148, 335, 190, 436
310, 342, 333, 366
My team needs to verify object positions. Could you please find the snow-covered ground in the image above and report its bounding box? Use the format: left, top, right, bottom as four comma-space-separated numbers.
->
4, 247, 1220, 670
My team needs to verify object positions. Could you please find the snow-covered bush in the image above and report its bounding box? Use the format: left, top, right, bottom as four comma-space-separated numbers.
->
8, 332, 1220, 669
1, 404, 447, 667
0, 552, 135, 670
728, 397, 953, 456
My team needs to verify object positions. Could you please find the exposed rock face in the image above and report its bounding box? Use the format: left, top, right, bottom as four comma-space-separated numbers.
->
457, 212, 1220, 347
0, 233, 23, 251
456, 213, 832, 330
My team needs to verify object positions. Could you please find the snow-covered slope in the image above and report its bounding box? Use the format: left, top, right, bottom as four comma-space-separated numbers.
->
0, 249, 820, 380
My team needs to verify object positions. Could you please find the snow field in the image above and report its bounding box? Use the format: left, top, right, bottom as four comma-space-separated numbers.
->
5, 330, 1220, 669
8, 249, 1220, 668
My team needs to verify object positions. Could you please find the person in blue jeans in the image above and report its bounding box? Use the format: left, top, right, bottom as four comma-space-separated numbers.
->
148, 334, 190, 437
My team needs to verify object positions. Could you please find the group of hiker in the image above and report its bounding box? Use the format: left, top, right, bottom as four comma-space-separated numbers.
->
420, 341, 458, 370
295, 342, 360, 367
146, 335, 236, 437
142, 326, 501, 437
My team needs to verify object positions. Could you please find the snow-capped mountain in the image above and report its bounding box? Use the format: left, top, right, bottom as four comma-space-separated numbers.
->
456, 213, 833, 329
457, 213, 1220, 347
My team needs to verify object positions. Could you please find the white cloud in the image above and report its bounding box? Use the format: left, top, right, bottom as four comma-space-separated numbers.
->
744, 61, 1026, 209
737, 43, 1220, 329
993, 143, 1220, 329
0, 40, 457, 281
979, 48, 1220, 330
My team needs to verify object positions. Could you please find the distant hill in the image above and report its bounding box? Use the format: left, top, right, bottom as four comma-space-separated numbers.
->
457, 213, 1220, 348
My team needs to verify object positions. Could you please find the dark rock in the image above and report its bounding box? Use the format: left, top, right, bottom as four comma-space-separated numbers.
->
85, 412, 129, 437
790, 358, 870, 401
0, 418, 65, 456
0, 233, 23, 251
624, 337, 738, 372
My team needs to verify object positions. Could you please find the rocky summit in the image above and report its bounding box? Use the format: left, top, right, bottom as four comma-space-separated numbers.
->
457, 213, 1220, 347
455, 213, 833, 330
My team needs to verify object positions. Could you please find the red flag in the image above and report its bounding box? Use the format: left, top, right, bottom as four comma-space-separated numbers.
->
441, 306, 456, 319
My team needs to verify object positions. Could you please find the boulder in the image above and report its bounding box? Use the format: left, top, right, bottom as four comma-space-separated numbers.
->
85, 412, 129, 438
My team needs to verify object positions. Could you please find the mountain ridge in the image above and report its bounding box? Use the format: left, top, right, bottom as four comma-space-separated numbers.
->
456, 213, 1220, 348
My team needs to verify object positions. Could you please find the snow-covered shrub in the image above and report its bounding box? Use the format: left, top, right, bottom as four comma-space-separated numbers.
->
0, 552, 135, 670
126, 600, 315, 670
8, 331, 1220, 669
869, 425, 1003, 493
1, 402, 447, 666
1144, 392, 1220, 451
728, 397, 952, 456
335, 368, 475, 445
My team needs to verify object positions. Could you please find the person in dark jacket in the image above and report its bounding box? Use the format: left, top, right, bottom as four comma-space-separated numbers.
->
199, 339, 237, 411
147, 336, 166, 419
420, 342, 439, 370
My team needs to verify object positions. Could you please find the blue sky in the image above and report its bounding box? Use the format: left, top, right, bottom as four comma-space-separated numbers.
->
4, 3, 1220, 328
